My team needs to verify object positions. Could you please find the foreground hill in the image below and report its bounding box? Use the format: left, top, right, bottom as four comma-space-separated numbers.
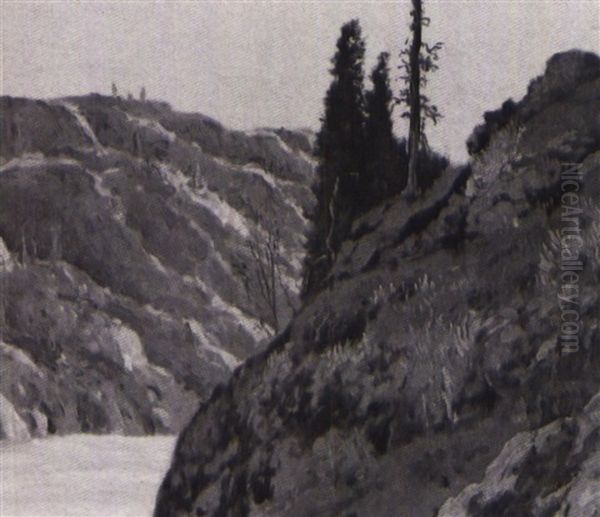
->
155, 50, 600, 516
0, 95, 315, 437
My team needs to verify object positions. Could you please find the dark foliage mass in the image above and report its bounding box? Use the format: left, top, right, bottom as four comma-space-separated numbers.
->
304, 15, 448, 298
364, 52, 406, 206
303, 19, 368, 297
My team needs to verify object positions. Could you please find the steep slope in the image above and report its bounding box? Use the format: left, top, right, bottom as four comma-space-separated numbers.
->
0, 95, 315, 437
155, 50, 600, 516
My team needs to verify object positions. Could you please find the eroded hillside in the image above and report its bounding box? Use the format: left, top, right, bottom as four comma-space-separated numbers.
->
155, 51, 600, 516
0, 95, 316, 437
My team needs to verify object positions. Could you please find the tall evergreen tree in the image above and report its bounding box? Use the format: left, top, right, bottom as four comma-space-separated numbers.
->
364, 52, 404, 207
303, 19, 366, 297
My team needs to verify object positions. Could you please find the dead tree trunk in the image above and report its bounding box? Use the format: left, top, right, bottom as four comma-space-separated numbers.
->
407, 0, 422, 197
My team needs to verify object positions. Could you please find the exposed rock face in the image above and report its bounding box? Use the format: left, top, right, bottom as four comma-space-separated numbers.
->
467, 50, 600, 156
154, 50, 600, 516
0, 95, 315, 437
438, 391, 600, 516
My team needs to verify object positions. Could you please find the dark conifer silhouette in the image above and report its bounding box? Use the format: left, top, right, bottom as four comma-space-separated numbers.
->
304, 19, 366, 296
364, 52, 405, 207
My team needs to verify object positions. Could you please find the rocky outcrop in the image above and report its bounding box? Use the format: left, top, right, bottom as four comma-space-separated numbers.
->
0, 95, 315, 437
438, 391, 600, 516
154, 50, 600, 516
467, 50, 600, 156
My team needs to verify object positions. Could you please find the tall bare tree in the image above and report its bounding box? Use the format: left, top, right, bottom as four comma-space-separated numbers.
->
397, 0, 443, 196
406, 0, 423, 196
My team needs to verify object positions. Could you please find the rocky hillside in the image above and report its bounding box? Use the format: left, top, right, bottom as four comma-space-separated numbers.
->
155, 50, 600, 516
0, 95, 316, 438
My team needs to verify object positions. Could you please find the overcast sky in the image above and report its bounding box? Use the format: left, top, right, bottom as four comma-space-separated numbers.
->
2, 1, 598, 162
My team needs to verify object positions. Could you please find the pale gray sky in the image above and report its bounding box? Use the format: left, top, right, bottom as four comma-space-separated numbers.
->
1, 1, 598, 162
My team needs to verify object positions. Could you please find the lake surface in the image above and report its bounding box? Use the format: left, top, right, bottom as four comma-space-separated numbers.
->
1, 434, 176, 516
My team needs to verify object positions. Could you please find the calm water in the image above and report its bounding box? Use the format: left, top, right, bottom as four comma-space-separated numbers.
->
1, 434, 176, 516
